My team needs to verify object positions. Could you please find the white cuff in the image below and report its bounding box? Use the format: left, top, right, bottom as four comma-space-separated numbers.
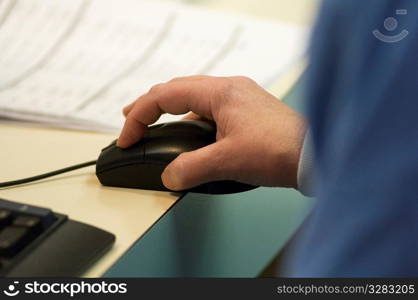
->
297, 130, 316, 197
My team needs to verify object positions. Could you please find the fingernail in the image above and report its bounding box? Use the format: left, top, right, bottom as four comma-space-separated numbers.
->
162, 168, 182, 191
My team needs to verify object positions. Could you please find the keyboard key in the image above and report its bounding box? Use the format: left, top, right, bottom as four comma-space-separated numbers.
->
0, 210, 13, 227
0, 199, 56, 228
0, 226, 31, 256
13, 215, 41, 230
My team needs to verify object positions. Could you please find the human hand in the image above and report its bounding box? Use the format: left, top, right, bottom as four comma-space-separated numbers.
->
118, 75, 306, 191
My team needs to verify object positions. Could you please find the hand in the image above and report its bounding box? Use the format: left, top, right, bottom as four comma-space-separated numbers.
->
118, 75, 306, 191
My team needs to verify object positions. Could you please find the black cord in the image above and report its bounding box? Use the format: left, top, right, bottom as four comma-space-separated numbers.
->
0, 160, 97, 188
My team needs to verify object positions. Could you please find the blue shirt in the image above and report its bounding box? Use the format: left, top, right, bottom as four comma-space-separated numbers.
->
285, 0, 418, 276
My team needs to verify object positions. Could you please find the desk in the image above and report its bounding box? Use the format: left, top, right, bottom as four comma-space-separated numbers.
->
0, 0, 318, 277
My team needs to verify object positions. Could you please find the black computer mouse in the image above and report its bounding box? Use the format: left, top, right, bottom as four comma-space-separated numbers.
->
96, 120, 257, 194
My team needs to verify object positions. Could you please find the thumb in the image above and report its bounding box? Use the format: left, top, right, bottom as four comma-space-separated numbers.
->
161, 140, 229, 191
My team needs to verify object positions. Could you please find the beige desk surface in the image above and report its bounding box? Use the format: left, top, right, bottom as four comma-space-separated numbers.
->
0, 0, 318, 277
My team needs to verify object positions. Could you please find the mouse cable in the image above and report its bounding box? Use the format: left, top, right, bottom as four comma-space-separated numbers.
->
0, 160, 97, 188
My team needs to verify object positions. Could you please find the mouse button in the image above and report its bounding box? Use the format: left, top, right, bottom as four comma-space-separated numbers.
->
143, 124, 163, 139
96, 163, 167, 191
101, 139, 117, 152
147, 121, 216, 139
145, 123, 177, 139
96, 142, 145, 172
144, 136, 213, 164
143, 137, 185, 163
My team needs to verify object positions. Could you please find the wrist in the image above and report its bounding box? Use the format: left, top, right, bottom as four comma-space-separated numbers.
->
286, 119, 308, 189
297, 129, 316, 196
270, 114, 307, 189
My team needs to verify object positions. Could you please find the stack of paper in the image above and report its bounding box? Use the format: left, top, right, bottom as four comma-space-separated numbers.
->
0, 0, 308, 132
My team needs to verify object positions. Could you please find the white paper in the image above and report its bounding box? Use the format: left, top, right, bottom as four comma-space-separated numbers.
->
0, 0, 308, 132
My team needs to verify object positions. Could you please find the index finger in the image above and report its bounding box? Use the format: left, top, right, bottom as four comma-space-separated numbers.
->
117, 77, 222, 148
122, 75, 209, 117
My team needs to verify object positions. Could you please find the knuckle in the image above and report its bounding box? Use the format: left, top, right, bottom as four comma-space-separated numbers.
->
232, 76, 252, 82
214, 76, 255, 99
213, 77, 235, 102
211, 77, 247, 112
232, 76, 255, 85
168, 77, 182, 83
148, 83, 165, 95
218, 77, 235, 93
125, 114, 138, 124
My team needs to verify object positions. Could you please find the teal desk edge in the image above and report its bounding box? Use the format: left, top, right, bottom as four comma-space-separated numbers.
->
105, 78, 312, 277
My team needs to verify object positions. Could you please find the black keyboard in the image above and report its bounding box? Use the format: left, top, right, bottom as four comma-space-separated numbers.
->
0, 198, 115, 277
